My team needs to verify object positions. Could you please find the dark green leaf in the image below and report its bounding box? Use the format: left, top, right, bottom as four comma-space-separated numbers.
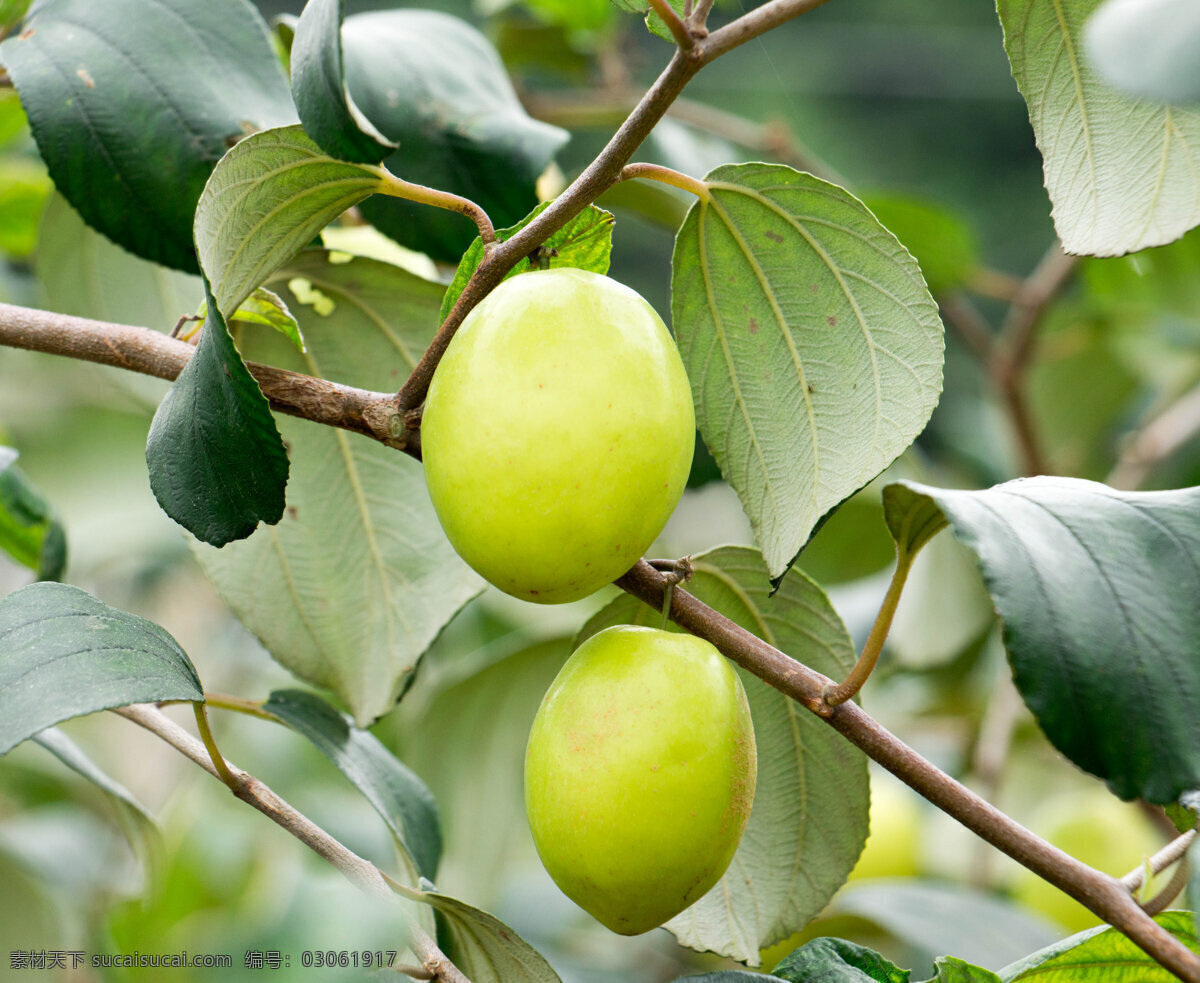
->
395, 884, 562, 983
439, 201, 614, 322
32, 727, 156, 832
290, 0, 395, 164
0, 583, 203, 754
1085, 0, 1200, 105
194, 124, 388, 317
999, 911, 1197, 981
883, 477, 1200, 804
673, 163, 944, 580
774, 937, 910, 983
339, 9, 568, 261
193, 251, 481, 725
0, 449, 66, 580
261, 689, 440, 881
579, 546, 868, 963
0, 0, 296, 272
0, 0, 33, 35
146, 278, 289, 547
997, 0, 1200, 255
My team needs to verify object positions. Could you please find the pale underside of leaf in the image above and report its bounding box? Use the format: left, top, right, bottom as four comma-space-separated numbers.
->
674, 164, 943, 581
999, 0, 1200, 256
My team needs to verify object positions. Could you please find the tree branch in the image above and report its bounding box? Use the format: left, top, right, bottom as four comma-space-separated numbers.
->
646, 0, 694, 49
0, 302, 416, 457
989, 242, 1079, 476
1108, 381, 1200, 490
1123, 828, 1197, 893
113, 704, 470, 983
614, 560, 1200, 982
701, 0, 835, 60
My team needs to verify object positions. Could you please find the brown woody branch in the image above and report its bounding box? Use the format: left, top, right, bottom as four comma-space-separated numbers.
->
613, 561, 1199, 981
0, 302, 417, 458
115, 704, 470, 983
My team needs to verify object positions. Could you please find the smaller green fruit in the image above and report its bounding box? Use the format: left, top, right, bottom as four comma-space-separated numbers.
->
525, 625, 756, 935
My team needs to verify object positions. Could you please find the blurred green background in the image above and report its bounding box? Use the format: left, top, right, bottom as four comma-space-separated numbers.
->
1, 0, 1196, 980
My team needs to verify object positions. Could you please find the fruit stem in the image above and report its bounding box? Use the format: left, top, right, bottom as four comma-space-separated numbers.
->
825, 548, 913, 706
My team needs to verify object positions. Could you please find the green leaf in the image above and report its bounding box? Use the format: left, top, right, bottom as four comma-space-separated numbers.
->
921, 957, 1002, 983
578, 546, 868, 963
882, 477, 1200, 804
192, 250, 482, 726
0, 156, 51, 259
395, 884, 562, 983
191, 288, 306, 353
999, 911, 1197, 981
0, 582, 203, 754
37, 194, 200, 336
439, 201, 614, 322
997, 0, 1200, 256
260, 689, 441, 881
611, 0, 687, 41
0, 0, 32, 35
831, 882, 1059, 972
31, 727, 157, 834
0, 451, 66, 580
1085, 0, 1200, 105
861, 194, 978, 296
146, 278, 289, 547
194, 124, 389, 317
290, 0, 395, 164
340, 9, 568, 262
0, 0, 296, 272
672, 164, 944, 580
773, 937, 910, 983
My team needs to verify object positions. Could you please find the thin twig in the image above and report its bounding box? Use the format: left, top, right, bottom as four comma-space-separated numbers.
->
1123, 829, 1197, 893
614, 560, 1200, 982
989, 242, 1080, 476
689, 0, 716, 29
1108, 382, 1200, 490
939, 292, 995, 362
646, 0, 695, 49
113, 704, 471, 982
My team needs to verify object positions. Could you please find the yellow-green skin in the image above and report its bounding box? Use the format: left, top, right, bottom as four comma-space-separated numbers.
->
525, 625, 757, 935
421, 269, 695, 604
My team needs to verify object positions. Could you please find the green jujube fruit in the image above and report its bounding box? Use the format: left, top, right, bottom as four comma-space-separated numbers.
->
525, 625, 757, 934
420, 268, 695, 604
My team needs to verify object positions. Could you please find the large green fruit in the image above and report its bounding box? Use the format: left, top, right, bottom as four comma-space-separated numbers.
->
421, 268, 694, 604
525, 625, 757, 934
